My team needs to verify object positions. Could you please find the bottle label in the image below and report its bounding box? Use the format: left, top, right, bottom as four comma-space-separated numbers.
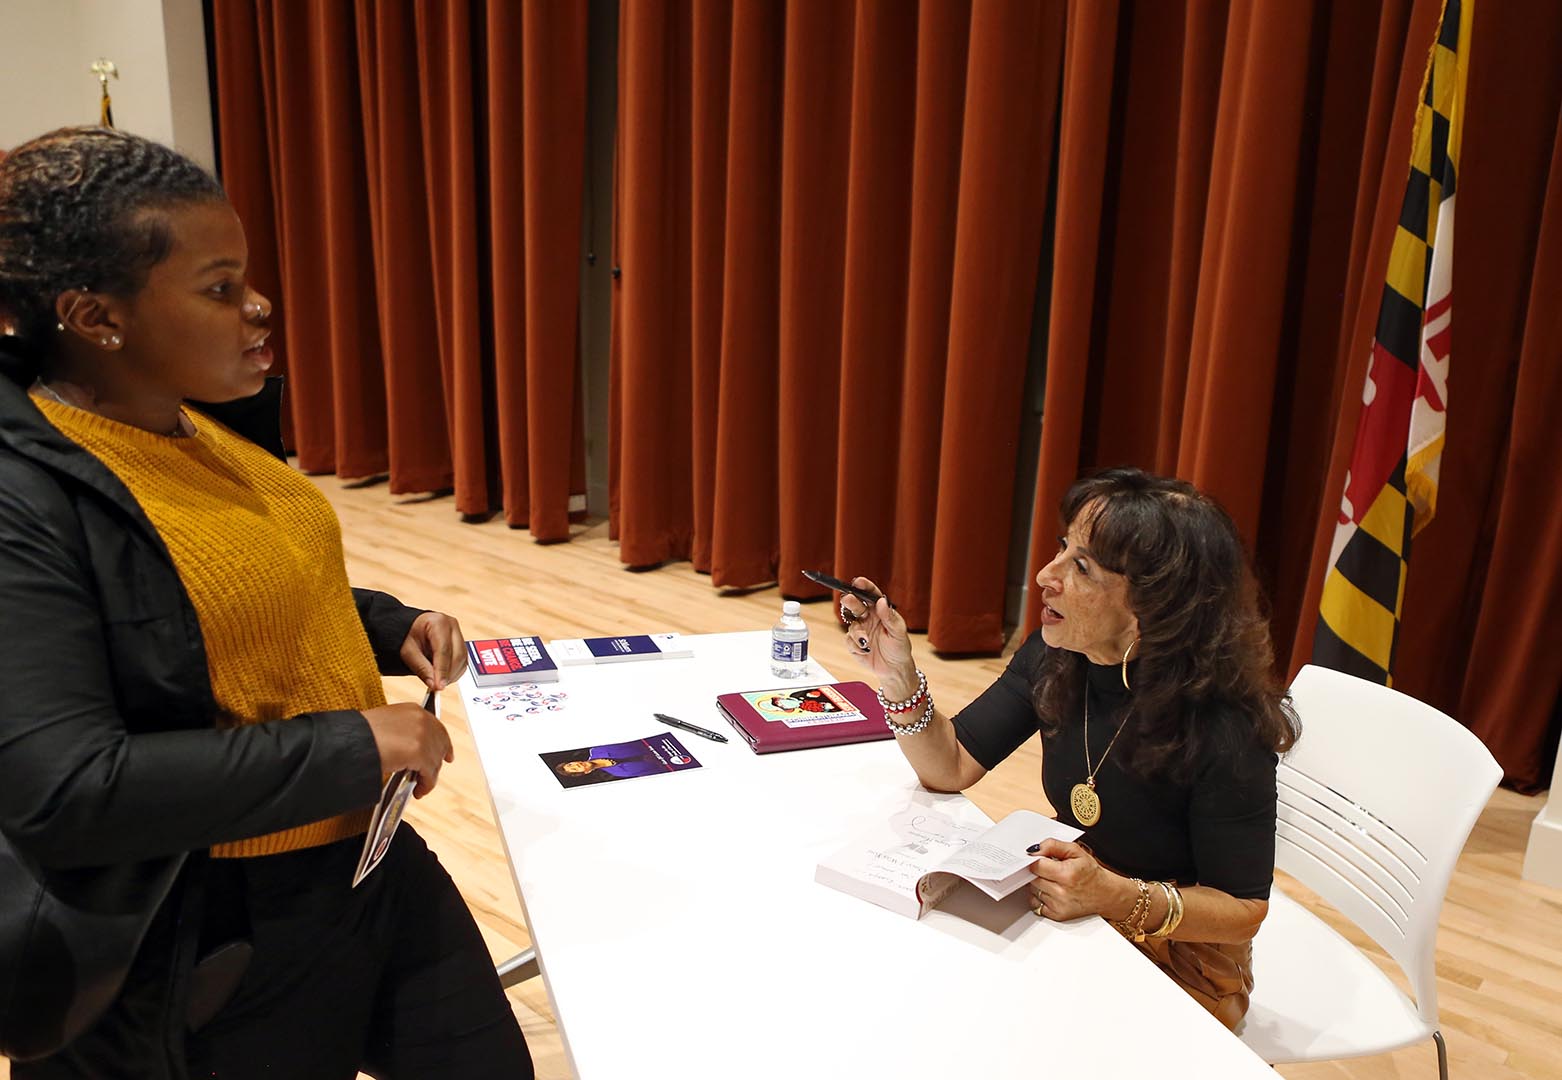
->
771, 637, 808, 664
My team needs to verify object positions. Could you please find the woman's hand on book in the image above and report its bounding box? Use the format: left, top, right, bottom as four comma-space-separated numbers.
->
1027, 838, 1133, 921
401, 610, 468, 690
362, 702, 455, 798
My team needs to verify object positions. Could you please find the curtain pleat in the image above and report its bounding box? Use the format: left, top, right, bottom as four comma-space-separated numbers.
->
1458, 102, 1562, 787
520, 1, 588, 540
1022, 0, 1120, 627
612, 0, 694, 564
209, 0, 290, 447
414, 1, 490, 514
706, 1, 786, 587
355, 1, 451, 495
261, 1, 387, 477
688, 1, 732, 572
886, 0, 972, 630
211, 0, 586, 530
927, 0, 1067, 651
777, 0, 855, 596
611, 0, 1066, 647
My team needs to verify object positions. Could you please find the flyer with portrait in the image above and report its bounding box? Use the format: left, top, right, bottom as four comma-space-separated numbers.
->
539, 732, 703, 789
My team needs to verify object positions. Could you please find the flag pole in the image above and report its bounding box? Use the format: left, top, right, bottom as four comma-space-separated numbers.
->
90, 58, 118, 128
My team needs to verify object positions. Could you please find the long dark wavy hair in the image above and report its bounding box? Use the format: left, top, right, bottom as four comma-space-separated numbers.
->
1032, 468, 1300, 783
0, 126, 224, 379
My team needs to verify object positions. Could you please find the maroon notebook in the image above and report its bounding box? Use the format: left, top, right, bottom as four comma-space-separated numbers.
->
715, 682, 893, 753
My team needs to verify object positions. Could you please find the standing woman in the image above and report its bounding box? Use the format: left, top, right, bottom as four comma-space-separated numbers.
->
0, 128, 532, 1078
841, 468, 1300, 1029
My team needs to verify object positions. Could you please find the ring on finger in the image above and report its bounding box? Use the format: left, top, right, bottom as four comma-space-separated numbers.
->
840, 602, 857, 624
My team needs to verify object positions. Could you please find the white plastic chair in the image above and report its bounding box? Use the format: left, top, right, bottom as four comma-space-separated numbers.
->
1236, 664, 1501, 1080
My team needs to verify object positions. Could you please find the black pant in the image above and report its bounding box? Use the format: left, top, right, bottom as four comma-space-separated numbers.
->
18, 827, 533, 1080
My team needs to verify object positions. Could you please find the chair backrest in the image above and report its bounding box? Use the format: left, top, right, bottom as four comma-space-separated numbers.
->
1276, 665, 1502, 1026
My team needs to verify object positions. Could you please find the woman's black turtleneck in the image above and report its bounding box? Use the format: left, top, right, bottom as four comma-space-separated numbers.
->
951, 631, 1277, 900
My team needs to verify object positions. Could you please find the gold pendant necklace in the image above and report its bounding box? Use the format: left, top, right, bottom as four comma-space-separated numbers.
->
1069, 687, 1127, 827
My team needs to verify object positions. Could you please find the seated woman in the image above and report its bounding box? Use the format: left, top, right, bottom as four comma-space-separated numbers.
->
0, 128, 532, 1077
840, 467, 1299, 1029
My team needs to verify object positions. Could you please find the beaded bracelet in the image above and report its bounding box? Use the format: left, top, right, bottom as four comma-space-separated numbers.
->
876, 669, 928, 714
885, 695, 934, 737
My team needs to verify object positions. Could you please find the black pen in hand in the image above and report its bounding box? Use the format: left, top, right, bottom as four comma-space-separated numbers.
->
653, 712, 729, 743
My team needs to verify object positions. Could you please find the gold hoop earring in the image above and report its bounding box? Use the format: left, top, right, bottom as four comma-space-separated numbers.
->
1121, 637, 1139, 691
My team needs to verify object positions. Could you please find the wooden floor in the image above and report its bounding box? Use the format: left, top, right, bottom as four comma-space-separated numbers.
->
6, 476, 1559, 1078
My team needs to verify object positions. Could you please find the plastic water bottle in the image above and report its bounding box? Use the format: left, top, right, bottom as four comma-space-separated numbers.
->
771, 600, 809, 679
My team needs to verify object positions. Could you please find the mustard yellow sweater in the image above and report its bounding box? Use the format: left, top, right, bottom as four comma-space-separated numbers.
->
35, 397, 384, 857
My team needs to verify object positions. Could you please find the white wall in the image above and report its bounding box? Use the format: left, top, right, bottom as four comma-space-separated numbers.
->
0, 0, 214, 171
1524, 739, 1562, 889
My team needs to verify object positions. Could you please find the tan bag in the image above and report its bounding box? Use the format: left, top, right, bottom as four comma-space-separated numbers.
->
1131, 936, 1254, 1030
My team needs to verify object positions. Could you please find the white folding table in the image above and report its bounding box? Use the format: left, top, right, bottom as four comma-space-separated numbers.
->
461, 631, 1275, 1078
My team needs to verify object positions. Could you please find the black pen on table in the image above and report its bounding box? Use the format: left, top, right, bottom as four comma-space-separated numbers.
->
653, 712, 729, 743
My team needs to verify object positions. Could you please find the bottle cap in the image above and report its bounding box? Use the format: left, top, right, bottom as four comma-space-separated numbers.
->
782, 600, 801, 616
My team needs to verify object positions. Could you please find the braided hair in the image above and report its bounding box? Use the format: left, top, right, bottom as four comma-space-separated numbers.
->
0, 126, 224, 377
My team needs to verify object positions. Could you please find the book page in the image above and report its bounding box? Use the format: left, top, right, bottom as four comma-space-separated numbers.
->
819, 807, 990, 903
932, 809, 1083, 900
859, 809, 991, 892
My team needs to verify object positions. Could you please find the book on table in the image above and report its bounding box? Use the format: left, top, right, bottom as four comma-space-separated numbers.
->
815, 807, 1083, 919
466, 636, 559, 686
548, 632, 694, 665
715, 681, 893, 753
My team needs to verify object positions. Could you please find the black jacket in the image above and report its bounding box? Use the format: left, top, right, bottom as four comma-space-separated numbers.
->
0, 347, 418, 1066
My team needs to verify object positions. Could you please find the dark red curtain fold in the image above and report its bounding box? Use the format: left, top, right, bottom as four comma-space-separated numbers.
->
885, 0, 972, 629
356, 1, 450, 495
211, 0, 587, 535
612, 0, 695, 564
707, 1, 787, 587
519, 2, 589, 539
780, 0, 855, 595
611, 0, 1067, 648
926, 0, 1066, 651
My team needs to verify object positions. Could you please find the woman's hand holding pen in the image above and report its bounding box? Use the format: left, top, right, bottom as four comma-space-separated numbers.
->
1027, 839, 1133, 922
840, 577, 918, 701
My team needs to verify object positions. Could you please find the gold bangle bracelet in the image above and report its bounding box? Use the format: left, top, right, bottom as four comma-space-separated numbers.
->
1148, 881, 1177, 938
1152, 882, 1185, 938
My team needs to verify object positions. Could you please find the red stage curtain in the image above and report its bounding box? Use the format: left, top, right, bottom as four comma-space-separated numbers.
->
210, 0, 586, 535
611, 0, 1067, 648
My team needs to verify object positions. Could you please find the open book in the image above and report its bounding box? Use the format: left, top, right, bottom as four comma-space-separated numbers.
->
815, 806, 1082, 919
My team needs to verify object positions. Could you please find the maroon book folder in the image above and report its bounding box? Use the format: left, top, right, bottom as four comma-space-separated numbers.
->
715, 681, 893, 753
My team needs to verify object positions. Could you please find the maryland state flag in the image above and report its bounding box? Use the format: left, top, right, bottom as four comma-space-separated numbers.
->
1314, 0, 1472, 685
